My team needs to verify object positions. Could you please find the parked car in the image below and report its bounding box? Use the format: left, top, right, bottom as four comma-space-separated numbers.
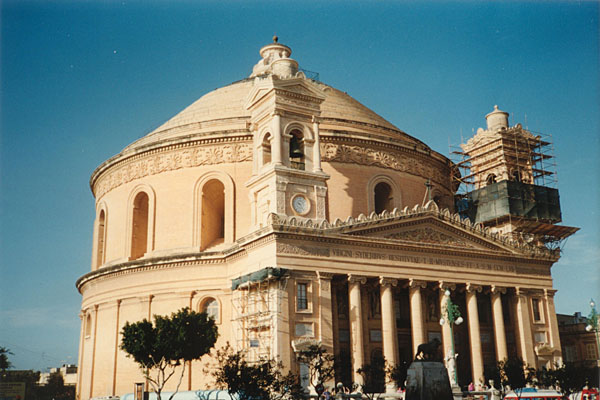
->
504, 388, 566, 400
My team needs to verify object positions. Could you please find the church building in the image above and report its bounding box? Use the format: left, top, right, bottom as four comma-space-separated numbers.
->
76, 39, 577, 399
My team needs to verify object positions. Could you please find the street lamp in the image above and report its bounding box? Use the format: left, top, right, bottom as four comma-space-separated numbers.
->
440, 289, 463, 387
585, 299, 600, 360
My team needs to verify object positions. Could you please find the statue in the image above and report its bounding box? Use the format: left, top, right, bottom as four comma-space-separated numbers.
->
414, 338, 441, 361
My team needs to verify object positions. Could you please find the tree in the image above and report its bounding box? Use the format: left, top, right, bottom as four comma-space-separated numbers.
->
495, 358, 536, 396
120, 307, 218, 400
0, 346, 13, 371
39, 371, 76, 400
386, 360, 409, 391
212, 343, 304, 400
538, 363, 595, 397
295, 343, 336, 396
356, 355, 387, 400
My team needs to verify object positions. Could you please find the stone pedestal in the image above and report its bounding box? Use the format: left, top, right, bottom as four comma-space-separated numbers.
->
405, 361, 453, 400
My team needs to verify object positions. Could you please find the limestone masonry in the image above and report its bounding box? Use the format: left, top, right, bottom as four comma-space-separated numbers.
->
76, 38, 577, 398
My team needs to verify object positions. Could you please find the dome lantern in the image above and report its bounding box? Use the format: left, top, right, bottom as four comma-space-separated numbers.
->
251, 38, 298, 78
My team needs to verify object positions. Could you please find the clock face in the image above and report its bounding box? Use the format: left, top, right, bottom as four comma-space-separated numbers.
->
292, 195, 309, 214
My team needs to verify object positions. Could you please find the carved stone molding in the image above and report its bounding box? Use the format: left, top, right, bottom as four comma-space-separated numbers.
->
348, 274, 367, 285
94, 141, 253, 198
320, 141, 449, 187
544, 288, 557, 298
379, 277, 398, 287
385, 227, 473, 248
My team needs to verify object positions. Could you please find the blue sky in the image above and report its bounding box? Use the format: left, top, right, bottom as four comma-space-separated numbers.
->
1, 1, 598, 371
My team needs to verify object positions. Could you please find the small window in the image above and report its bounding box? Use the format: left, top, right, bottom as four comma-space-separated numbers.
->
486, 174, 497, 185
531, 298, 543, 322
96, 209, 106, 267
370, 329, 382, 342
586, 343, 598, 360
289, 129, 305, 170
563, 345, 577, 362
512, 170, 521, 182
131, 192, 149, 260
261, 133, 272, 166
297, 283, 308, 311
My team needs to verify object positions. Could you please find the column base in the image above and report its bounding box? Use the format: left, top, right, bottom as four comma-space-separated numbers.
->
451, 385, 463, 400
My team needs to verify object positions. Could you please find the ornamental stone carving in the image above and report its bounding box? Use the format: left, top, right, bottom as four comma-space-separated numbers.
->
385, 227, 473, 247
321, 141, 449, 187
94, 141, 253, 198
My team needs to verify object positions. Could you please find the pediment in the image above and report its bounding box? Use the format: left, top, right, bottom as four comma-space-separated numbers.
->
245, 77, 325, 110
340, 218, 511, 253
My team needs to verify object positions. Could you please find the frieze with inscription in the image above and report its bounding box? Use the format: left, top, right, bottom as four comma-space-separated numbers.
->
277, 242, 549, 276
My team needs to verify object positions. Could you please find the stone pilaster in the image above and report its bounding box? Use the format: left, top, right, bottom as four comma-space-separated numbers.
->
491, 286, 508, 362
312, 116, 322, 172
380, 277, 398, 393
348, 274, 367, 385
409, 279, 427, 357
466, 283, 484, 386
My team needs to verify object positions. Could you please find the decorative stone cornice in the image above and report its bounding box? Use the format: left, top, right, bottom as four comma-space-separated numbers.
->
266, 199, 558, 260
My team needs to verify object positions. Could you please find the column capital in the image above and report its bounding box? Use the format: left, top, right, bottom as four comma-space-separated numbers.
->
491, 285, 507, 295
348, 274, 367, 285
438, 281, 456, 292
544, 288, 557, 298
514, 287, 528, 297
271, 110, 282, 117
379, 277, 398, 288
317, 271, 334, 281
408, 279, 427, 289
466, 283, 482, 293
312, 115, 320, 124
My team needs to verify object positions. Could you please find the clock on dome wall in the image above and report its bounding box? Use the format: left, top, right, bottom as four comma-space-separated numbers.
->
291, 194, 311, 216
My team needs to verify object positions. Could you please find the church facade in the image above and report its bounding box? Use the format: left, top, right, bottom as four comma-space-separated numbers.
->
76, 39, 574, 399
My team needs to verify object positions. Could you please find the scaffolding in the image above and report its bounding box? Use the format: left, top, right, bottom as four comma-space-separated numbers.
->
231, 267, 288, 362
449, 126, 577, 249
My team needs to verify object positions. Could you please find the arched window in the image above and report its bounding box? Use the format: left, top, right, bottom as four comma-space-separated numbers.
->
200, 297, 220, 323
374, 182, 393, 214
289, 129, 305, 170
130, 192, 149, 260
95, 209, 106, 268
261, 133, 272, 166
85, 313, 92, 337
511, 170, 521, 182
201, 179, 225, 250
486, 174, 497, 186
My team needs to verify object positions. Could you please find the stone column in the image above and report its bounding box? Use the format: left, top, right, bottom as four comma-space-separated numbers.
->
544, 289, 562, 364
318, 272, 335, 352
348, 274, 367, 385
89, 304, 99, 399
271, 112, 283, 165
312, 116, 322, 172
409, 280, 427, 357
466, 283, 484, 386
380, 277, 399, 393
439, 282, 456, 360
515, 287, 536, 366
76, 311, 86, 400
491, 286, 508, 362
112, 300, 122, 396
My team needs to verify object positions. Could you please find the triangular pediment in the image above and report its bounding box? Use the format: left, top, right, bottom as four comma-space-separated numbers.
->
344, 219, 507, 252
245, 77, 325, 110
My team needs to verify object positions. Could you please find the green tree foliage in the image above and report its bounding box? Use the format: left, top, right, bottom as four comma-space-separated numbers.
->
1, 370, 41, 399
495, 358, 536, 395
120, 307, 218, 400
536, 363, 596, 396
212, 343, 304, 400
38, 372, 75, 400
0, 347, 13, 371
386, 360, 409, 390
356, 355, 387, 400
295, 343, 336, 396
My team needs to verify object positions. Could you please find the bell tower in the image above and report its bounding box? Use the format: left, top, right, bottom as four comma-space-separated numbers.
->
457, 106, 578, 247
245, 38, 329, 229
